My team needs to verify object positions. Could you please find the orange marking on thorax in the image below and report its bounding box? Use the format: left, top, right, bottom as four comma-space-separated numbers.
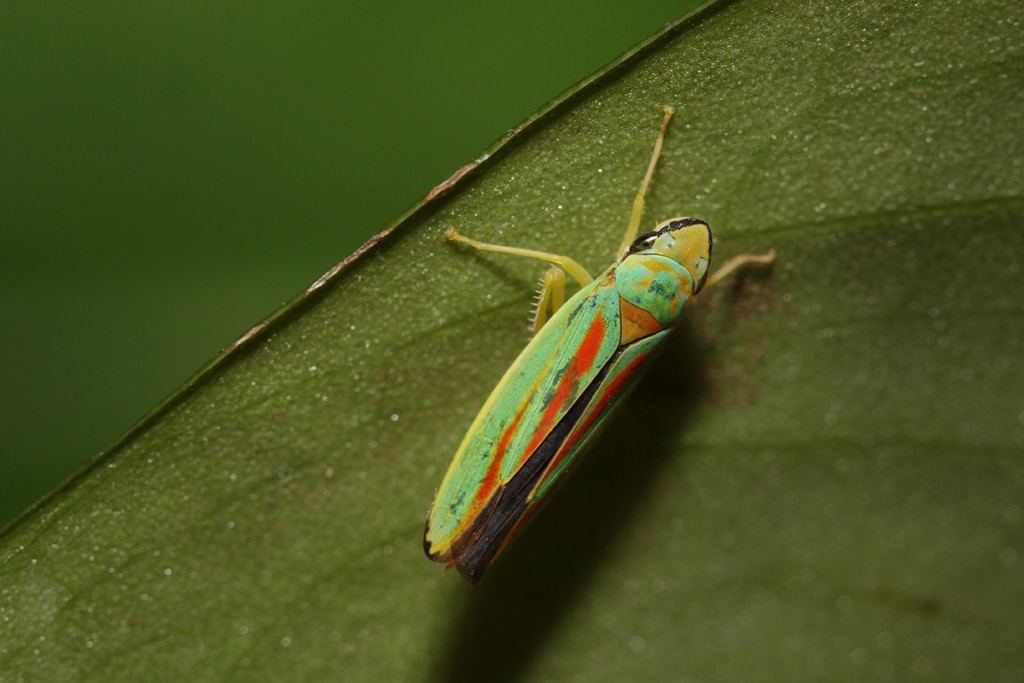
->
619, 297, 665, 344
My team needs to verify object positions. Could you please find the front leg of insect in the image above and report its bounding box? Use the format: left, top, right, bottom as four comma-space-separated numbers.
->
425, 106, 775, 584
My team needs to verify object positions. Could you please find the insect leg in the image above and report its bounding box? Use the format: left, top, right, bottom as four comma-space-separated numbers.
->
446, 227, 591, 336
616, 105, 676, 259
530, 266, 566, 336
704, 249, 777, 289
445, 227, 594, 287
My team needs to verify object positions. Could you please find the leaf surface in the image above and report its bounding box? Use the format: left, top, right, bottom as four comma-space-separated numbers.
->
2, 1, 1022, 680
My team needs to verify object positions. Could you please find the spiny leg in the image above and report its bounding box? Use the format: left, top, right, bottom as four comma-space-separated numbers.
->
616, 105, 676, 258
445, 227, 593, 336
445, 227, 593, 287
704, 249, 777, 289
530, 266, 566, 336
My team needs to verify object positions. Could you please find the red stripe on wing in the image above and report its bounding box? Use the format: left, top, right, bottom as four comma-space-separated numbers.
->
546, 350, 650, 476
517, 314, 608, 469
471, 409, 524, 512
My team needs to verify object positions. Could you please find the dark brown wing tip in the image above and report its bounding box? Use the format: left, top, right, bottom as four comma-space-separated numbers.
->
424, 521, 487, 585
455, 560, 486, 586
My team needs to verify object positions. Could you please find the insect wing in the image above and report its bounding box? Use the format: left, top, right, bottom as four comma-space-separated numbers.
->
425, 274, 619, 557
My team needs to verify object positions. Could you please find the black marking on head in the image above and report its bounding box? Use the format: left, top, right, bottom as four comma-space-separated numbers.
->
627, 217, 708, 255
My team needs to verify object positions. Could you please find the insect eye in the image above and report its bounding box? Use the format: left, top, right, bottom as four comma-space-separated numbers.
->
627, 231, 659, 254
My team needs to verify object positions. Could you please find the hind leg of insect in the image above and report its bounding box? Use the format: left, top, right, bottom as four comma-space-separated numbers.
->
444, 227, 593, 335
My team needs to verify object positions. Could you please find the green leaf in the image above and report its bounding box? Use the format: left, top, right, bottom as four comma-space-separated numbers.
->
3, 0, 1022, 680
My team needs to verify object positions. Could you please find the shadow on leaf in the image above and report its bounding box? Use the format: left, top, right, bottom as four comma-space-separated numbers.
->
427, 321, 711, 683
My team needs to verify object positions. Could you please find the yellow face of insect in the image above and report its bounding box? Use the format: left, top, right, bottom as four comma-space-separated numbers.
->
629, 218, 712, 294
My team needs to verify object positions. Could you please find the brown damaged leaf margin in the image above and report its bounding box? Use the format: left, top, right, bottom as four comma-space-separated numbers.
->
425, 161, 480, 202
422, 107, 571, 203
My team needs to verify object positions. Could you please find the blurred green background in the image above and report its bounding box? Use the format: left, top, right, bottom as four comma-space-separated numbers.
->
1, 1, 702, 528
